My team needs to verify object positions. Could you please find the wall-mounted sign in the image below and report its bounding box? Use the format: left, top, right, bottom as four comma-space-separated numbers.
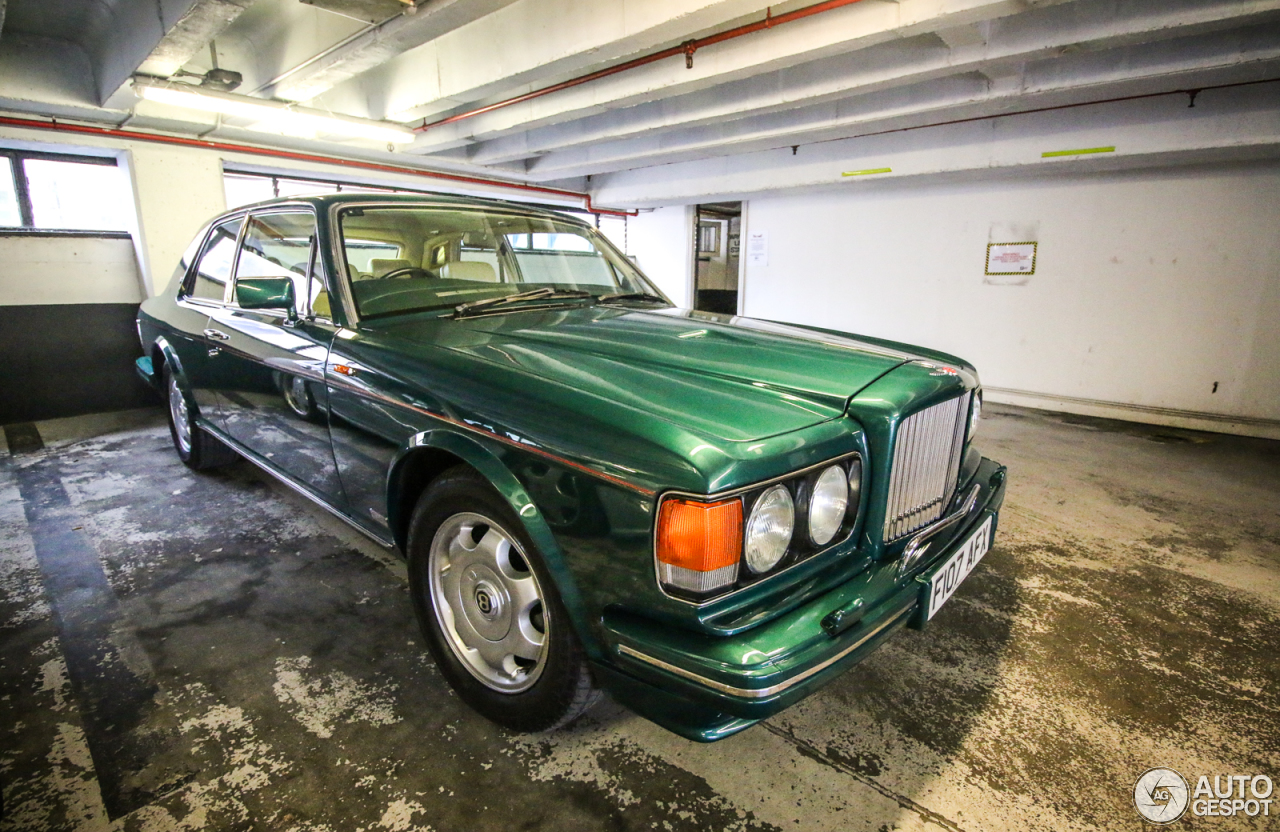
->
985, 242, 1037, 275
747, 231, 768, 266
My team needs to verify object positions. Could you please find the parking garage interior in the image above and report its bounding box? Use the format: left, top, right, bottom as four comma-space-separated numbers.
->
0, 1, 1278, 830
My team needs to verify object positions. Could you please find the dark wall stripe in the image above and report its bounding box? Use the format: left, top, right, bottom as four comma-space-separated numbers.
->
0, 303, 155, 424
15, 462, 169, 819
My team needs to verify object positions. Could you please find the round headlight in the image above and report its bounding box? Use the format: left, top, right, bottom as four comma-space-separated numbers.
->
745, 485, 794, 574
808, 465, 849, 546
968, 389, 983, 440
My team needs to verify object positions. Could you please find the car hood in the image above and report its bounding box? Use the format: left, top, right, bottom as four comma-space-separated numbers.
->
376, 306, 918, 443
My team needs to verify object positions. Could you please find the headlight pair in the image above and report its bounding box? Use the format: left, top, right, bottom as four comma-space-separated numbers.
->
656, 455, 863, 601
745, 462, 853, 573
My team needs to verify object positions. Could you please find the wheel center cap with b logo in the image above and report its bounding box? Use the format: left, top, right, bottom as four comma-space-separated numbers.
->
474, 585, 496, 616
459, 565, 511, 640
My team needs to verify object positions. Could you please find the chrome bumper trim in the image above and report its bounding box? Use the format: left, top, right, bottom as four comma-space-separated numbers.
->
898, 482, 982, 577
617, 599, 916, 699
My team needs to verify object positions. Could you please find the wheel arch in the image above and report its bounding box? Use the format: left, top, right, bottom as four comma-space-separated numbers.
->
152, 337, 194, 407
387, 428, 596, 652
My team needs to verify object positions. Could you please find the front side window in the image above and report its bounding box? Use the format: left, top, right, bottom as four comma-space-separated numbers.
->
186, 217, 243, 303
338, 207, 662, 320
234, 212, 323, 316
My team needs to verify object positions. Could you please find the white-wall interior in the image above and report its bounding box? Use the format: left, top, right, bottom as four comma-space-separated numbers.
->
625, 205, 694, 309
0, 236, 142, 305
0, 124, 595, 298
733, 160, 1280, 435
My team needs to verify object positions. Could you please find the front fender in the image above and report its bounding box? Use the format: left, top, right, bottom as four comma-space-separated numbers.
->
152, 336, 197, 409
387, 428, 600, 656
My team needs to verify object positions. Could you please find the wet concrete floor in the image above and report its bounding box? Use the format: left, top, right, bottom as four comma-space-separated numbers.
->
1, 404, 1277, 831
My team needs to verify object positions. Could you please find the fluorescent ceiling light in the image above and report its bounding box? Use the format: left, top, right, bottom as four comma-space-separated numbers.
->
132, 79, 416, 144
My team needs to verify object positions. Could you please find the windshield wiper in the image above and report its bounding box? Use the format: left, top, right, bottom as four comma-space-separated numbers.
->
596, 291, 669, 304
454, 287, 592, 318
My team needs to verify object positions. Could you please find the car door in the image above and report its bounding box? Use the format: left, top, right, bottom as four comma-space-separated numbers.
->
203, 208, 346, 505
172, 215, 244, 419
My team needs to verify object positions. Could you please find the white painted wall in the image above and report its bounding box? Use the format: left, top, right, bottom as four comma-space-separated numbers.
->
736, 161, 1280, 433
0, 123, 592, 299
123, 145, 227, 296
626, 205, 694, 308
0, 236, 142, 305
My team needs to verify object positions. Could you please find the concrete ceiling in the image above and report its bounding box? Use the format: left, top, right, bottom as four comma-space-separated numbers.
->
0, 0, 1277, 205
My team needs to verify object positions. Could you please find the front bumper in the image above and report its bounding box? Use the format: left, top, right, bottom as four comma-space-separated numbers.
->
598, 455, 1007, 741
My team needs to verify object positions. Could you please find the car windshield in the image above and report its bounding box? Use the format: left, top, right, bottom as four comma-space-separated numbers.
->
338, 205, 667, 319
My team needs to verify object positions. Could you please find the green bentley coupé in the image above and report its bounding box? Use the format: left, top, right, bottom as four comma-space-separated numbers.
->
136, 193, 1007, 741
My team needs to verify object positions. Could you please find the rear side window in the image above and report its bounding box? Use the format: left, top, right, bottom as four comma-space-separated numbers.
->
185, 217, 243, 302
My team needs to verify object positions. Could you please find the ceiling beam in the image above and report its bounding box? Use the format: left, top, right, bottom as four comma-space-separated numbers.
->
260, 0, 524, 104
403, 0, 1071, 154
463, 0, 1280, 169
588, 81, 1280, 206
136, 0, 257, 79
316, 0, 781, 122
515, 31, 1280, 180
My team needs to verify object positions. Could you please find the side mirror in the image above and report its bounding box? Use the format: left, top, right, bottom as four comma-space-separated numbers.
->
235, 277, 296, 318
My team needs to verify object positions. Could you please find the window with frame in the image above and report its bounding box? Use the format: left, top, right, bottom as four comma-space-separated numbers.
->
186, 217, 243, 303
233, 212, 326, 317
0, 150, 133, 232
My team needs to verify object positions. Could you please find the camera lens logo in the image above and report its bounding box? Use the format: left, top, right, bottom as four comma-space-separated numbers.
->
1135, 768, 1190, 823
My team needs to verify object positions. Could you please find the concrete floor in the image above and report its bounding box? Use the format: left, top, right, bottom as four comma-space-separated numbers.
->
1, 403, 1277, 831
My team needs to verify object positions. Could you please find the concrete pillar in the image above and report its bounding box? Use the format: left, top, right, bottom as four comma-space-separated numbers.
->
123, 144, 226, 297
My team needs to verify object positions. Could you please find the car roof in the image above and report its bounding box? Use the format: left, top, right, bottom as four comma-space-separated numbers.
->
219, 191, 594, 226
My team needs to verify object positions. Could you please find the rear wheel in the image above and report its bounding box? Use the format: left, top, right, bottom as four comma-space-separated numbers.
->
165, 366, 236, 470
407, 467, 599, 731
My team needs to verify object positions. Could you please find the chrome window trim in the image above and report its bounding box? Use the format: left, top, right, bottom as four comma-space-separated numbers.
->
228, 205, 320, 316
179, 210, 249, 307
325, 199, 648, 327
617, 598, 914, 698
651, 451, 865, 608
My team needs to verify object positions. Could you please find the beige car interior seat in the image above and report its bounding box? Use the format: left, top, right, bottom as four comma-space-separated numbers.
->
440, 260, 498, 282
370, 258, 413, 277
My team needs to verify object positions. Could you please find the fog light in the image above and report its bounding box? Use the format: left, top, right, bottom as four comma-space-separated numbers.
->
808, 465, 848, 546
745, 485, 794, 573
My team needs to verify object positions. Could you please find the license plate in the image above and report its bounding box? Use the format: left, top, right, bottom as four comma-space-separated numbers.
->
923, 515, 993, 621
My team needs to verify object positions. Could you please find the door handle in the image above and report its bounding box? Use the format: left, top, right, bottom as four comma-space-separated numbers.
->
203, 328, 230, 341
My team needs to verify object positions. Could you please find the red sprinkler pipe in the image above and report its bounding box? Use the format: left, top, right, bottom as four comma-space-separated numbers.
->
416, 0, 869, 132
0, 114, 636, 216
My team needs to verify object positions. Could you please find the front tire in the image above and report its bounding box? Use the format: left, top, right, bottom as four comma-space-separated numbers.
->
407, 466, 599, 732
165, 365, 236, 470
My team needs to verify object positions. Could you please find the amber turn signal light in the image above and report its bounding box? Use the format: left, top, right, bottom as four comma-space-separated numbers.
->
655, 497, 743, 595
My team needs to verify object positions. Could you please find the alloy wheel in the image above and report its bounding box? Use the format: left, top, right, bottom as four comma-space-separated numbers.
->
428, 512, 548, 693
168, 373, 192, 454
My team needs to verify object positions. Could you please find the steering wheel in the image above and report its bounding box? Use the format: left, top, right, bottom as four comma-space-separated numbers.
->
380, 267, 435, 279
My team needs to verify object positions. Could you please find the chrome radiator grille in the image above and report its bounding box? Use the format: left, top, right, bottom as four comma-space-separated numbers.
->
883, 392, 971, 542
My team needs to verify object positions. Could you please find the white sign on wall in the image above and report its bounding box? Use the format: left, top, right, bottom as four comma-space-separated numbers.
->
985, 242, 1037, 275
747, 230, 768, 266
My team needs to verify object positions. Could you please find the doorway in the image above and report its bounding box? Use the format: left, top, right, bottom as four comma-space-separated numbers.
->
693, 202, 741, 314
